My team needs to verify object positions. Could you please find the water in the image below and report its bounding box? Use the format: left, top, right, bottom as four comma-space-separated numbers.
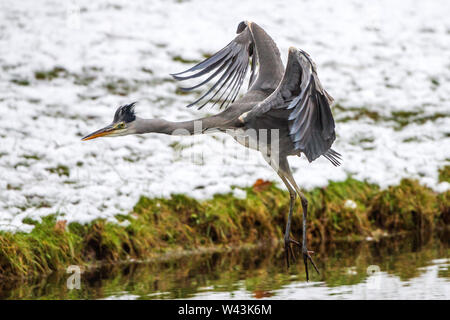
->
0, 233, 448, 300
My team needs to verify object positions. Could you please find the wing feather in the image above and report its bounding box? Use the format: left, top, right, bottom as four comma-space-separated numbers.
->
171, 21, 284, 110
171, 27, 253, 110
247, 47, 341, 166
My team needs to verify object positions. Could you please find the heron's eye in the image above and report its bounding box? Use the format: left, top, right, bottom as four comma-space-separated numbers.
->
116, 122, 125, 129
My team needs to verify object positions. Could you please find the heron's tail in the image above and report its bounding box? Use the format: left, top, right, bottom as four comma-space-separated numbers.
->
323, 149, 342, 166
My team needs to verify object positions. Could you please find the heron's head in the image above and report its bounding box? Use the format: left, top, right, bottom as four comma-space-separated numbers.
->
82, 102, 138, 141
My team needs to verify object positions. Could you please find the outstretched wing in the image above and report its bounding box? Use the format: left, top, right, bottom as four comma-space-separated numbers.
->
247, 47, 341, 166
171, 21, 284, 110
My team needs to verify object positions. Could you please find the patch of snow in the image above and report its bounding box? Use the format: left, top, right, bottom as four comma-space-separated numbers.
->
344, 200, 357, 209
232, 188, 247, 200
0, 0, 449, 232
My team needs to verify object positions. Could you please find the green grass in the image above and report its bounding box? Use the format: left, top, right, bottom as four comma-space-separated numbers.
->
45, 165, 70, 177
1, 234, 446, 299
0, 177, 448, 279
30, 66, 99, 87
35, 67, 68, 81
438, 165, 450, 183
103, 77, 173, 96
11, 78, 30, 86
333, 103, 448, 130
172, 55, 199, 64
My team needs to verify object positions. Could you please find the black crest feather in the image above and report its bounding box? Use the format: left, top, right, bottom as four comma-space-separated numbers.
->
113, 102, 137, 123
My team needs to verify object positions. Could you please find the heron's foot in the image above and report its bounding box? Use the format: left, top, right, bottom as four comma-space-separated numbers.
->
302, 247, 320, 282
284, 237, 301, 268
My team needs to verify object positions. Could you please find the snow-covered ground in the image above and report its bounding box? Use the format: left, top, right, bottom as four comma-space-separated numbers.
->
0, 0, 449, 232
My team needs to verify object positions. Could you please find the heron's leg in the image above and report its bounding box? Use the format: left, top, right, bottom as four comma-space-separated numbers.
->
282, 162, 320, 281
277, 173, 299, 267
263, 155, 301, 268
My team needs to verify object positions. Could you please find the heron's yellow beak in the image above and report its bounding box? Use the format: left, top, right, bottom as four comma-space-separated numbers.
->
81, 125, 116, 141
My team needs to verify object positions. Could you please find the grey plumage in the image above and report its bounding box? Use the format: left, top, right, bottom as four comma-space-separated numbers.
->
172, 22, 340, 166
246, 48, 340, 164
171, 23, 255, 110
113, 102, 137, 123
171, 21, 284, 110
171, 22, 341, 280
83, 21, 341, 281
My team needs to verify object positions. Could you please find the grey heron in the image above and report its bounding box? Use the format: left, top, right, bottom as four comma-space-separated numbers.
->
82, 21, 341, 281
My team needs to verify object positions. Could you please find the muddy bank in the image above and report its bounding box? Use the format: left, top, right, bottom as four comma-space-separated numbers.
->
0, 177, 448, 279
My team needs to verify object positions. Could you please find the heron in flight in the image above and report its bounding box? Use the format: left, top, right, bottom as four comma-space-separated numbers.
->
82, 21, 340, 280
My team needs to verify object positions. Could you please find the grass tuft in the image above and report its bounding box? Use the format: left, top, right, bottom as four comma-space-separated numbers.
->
438, 165, 450, 183
0, 178, 448, 279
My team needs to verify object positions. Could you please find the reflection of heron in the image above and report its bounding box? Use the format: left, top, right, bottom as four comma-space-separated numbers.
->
82, 21, 341, 281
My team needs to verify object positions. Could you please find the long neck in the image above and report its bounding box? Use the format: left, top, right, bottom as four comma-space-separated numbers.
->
135, 115, 233, 135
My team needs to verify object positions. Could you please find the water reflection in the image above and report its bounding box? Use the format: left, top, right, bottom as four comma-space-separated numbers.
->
0, 233, 448, 299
